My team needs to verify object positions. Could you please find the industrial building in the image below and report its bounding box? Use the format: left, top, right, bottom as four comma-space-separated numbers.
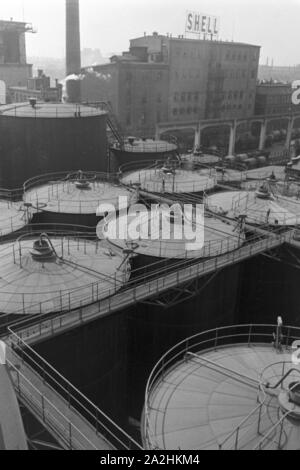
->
81, 33, 260, 137
9, 69, 62, 103
0, 20, 34, 97
255, 81, 295, 116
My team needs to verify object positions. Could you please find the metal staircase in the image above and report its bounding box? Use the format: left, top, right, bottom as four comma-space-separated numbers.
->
82, 101, 125, 149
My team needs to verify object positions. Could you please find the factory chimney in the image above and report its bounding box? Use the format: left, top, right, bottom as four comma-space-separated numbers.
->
65, 0, 81, 102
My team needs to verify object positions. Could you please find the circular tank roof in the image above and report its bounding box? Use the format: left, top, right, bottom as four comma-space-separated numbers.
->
0, 102, 106, 119
121, 167, 217, 194
113, 139, 177, 153
0, 201, 31, 237
97, 209, 244, 259
181, 154, 220, 165
24, 171, 138, 215
145, 343, 300, 450
0, 234, 130, 315
245, 165, 286, 181
207, 190, 300, 226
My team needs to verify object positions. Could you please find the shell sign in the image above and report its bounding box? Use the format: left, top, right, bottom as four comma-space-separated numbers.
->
185, 11, 220, 39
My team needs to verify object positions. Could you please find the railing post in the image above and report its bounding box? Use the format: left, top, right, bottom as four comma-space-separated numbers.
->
69, 422, 72, 450
234, 427, 240, 450
248, 324, 253, 347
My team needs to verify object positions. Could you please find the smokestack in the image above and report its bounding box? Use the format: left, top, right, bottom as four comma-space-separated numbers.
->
66, 0, 81, 76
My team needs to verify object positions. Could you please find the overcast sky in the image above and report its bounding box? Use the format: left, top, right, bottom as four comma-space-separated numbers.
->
0, 0, 299, 65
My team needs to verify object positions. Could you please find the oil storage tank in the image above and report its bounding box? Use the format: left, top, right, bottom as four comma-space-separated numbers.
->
97, 207, 245, 269
110, 138, 178, 172
0, 102, 108, 189
207, 187, 300, 226
23, 170, 138, 227
120, 160, 217, 195
0, 232, 131, 318
143, 324, 300, 450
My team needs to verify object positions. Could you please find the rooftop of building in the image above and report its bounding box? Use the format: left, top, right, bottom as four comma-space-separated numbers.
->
131, 32, 261, 49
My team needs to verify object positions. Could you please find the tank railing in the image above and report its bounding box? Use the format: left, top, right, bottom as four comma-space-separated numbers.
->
6, 357, 100, 450
23, 171, 120, 195
253, 410, 291, 450
8, 331, 143, 450
187, 352, 260, 388
119, 159, 173, 176
0, 186, 24, 202
218, 389, 267, 450
0, 203, 32, 235
112, 140, 177, 153
8, 104, 104, 119
143, 324, 300, 450
2, 229, 294, 330
260, 361, 300, 391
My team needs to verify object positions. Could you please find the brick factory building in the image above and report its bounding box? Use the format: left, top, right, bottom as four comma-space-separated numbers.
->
0, 20, 34, 98
81, 33, 260, 137
255, 81, 295, 115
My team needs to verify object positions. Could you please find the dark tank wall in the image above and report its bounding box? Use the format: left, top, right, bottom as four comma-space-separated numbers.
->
0, 115, 108, 188
126, 262, 241, 423
34, 311, 128, 428
236, 248, 300, 326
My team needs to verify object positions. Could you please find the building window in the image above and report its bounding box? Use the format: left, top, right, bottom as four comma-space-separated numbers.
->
157, 93, 162, 103
194, 92, 199, 101
181, 92, 186, 102
173, 108, 178, 116
174, 92, 178, 102
240, 91, 244, 99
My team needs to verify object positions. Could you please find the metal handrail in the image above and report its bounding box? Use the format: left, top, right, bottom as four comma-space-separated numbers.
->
187, 352, 260, 387
218, 388, 266, 450
23, 170, 120, 194
253, 410, 291, 450
8, 332, 143, 450
7, 358, 100, 450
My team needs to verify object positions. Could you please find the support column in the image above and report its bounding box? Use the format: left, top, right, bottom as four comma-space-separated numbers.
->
155, 126, 161, 141
259, 120, 267, 151
228, 122, 236, 156
285, 118, 294, 150
194, 125, 201, 149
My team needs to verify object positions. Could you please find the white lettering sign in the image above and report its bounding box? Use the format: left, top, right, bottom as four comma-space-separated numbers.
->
186, 11, 220, 39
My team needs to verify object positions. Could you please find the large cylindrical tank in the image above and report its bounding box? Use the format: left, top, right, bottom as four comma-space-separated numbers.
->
120, 163, 217, 195
23, 170, 138, 227
0, 232, 131, 318
142, 324, 300, 450
207, 190, 299, 226
110, 139, 178, 172
97, 208, 245, 272
0, 102, 108, 189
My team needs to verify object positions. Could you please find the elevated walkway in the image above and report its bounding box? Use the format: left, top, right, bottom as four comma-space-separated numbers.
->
6, 230, 295, 346
5, 339, 142, 450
